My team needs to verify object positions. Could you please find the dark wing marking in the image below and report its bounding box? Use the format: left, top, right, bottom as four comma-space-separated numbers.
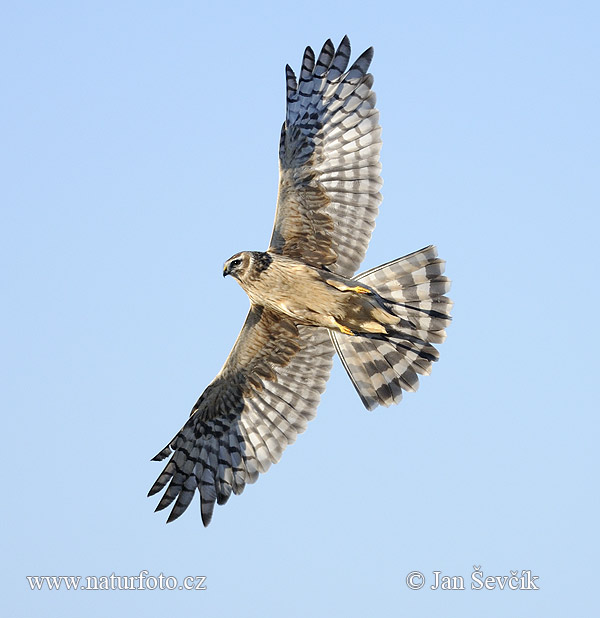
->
149, 306, 334, 525
269, 36, 382, 277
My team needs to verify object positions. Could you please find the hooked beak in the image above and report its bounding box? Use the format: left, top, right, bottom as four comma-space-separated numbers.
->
223, 264, 230, 277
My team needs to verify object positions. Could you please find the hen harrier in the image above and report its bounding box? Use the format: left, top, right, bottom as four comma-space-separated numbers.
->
149, 37, 452, 525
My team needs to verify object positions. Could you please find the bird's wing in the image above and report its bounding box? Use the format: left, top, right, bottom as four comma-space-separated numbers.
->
149, 306, 334, 525
269, 36, 382, 277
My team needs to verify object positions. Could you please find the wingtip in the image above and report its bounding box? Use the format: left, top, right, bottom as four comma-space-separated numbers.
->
350, 46, 374, 74
166, 509, 182, 524
300, 46, 315, 77
201, 503, 214, 527
151, 445, 172, 461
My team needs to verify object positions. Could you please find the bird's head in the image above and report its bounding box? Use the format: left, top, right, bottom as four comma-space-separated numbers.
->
223, 252, 252, 281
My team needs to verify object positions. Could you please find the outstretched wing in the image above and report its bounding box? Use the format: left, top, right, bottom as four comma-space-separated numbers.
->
269, 36, 382, 277
149, 306, 334, 525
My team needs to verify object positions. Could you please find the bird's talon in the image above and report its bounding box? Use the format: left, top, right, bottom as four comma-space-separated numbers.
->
353, 286, 371, 294
339, 325, 354, 336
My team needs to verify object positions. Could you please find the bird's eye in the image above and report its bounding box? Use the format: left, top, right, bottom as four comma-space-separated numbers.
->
231, 259, 242, 268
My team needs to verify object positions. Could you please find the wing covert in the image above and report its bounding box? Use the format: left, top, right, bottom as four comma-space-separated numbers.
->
269, 36, 383, 277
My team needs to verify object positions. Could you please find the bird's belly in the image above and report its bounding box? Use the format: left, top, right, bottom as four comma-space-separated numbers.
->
245, 264, 341, 328
270, 295, 338, 329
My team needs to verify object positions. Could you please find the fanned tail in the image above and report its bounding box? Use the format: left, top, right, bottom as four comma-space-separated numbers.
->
330, 245, 452, 410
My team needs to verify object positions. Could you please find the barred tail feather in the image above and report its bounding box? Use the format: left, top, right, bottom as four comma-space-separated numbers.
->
330, 245, 452, 410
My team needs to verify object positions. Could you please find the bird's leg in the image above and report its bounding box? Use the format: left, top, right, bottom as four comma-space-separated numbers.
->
322, 276, 372, 295
349, 285, 371, 294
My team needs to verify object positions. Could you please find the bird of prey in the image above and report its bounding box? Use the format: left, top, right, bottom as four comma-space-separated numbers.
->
149, 36, 452, 526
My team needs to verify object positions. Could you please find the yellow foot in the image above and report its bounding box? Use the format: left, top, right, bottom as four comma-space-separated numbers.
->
351, 285, 371, 294
338, 325, 355, 336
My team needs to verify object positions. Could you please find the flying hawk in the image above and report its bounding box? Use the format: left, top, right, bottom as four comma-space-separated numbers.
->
149, 37, 452, 525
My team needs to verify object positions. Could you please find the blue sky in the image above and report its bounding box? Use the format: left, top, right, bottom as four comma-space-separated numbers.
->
1, 1, 598, 616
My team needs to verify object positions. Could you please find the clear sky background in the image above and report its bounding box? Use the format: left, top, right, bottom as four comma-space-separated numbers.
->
2, 1, 598, 616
